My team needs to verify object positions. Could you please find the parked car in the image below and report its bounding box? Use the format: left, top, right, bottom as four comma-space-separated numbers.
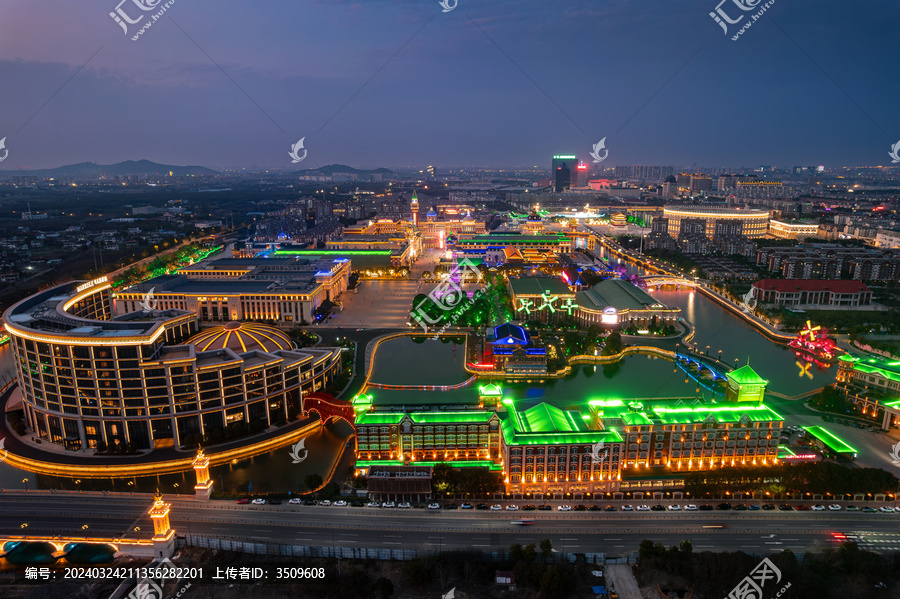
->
684, 505, 698, 511
268, 498, 282, 505
879, 506, 895, 513
367, 501, 381, 508
251, 498, 266, 505
862, 507, 878, 513
603, 505, 617, 512
574, 505, 587, 511
538, 504, 552, 511
761, 504, 776, 510
288, 498, 302, 505
443, 503, 458, 510
237, 498, 250, 505
811, 505, 825, 511
558, 505, 572, 511
651, 505, 666, 512
506, 505, 519, 511
748, 505, 761, 511
622, 505, 635, 511
476, 504, 488, 510
333, 500, 348, 507
305, 499, 318, 506
779, 505, 793, 511
667, 505, 681, 511
398, 502, 411, 509
319, 500, 332, 507
717, 503, 732, 511
796, 505, 810, 511
826, 504, 841, 511
845, 505, 859, 511
490, 504, 502, 511
636, 505, 650, 511
427, 502, 441, 510
699, 505, 714, 511
350, 500, 365, 507
381, 501, 395, 508
734, 504, 748, 511
522, 504, 536, 511
460, 503, 473, 510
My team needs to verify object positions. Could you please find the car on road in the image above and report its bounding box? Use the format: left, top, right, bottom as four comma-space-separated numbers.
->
574, 505, 587, 511
522, 505, 536, 511
796, 505, 810, 511
268, 498, 282, 505
863, 507, 878, 513
636, 505, 651, 511
333, 500, 348, 507
251, 498, 266, 505
667, 505, 681, 511
490, 504, 502, 511
762, 504, 776, 511
506, 505, 519, 511
651, 505, 666, 512
622, 505, 635, 511
779, 505, 793, 511
845, 505, 859, 511
367, 501, 381, 508
734, 504, 748, 511
427, 503, 440, 510
558, 505, 572, 511
476, 504, 488, 510
237, 498, 250, 505
684, 505, 698, 511
538, 504, 552, 511
351, 501, 365, 507
460, 503, 473, 510
879, 506, 895, 513
288, 498, 302, 505
827, 504, 841, 511
811, 505, 825, 511
398, 502, 411, 509
304, 499, 318, 506
748, 505, 761, 511
717, 503, 732, 511
699, 505, 714, 511
603, 505, 617, 512
381, 501, 395, 508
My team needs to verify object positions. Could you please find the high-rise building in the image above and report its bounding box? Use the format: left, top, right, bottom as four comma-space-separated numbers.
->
574, 162, 590, 188
552, 154, 578, 192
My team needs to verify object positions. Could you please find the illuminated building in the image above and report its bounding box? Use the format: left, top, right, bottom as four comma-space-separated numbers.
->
115, 256, 350, 324
663, 205, 770, 239
354, 363, 783, 496
801, 426, 857, 460
507, 276, 577, 323
768, 219, 819, 239
3, 279, 343, 451
552, 155, 578, 192
837, 354, 900, 397
488, 323, 547, 374
574, 278, 680, 330
610, 212, 628, 228
751, 279, 872, 307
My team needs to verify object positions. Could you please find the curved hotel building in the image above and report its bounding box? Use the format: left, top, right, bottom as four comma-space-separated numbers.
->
663, 205, 770, 239
3, 278, 342, 451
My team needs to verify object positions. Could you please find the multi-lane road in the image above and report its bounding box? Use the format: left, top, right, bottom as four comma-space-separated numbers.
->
4, 493, 900, 556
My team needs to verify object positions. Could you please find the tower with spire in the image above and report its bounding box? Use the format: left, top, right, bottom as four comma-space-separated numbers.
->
411, 191, 419, 228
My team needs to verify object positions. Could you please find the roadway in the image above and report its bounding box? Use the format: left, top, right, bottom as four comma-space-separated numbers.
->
4, 494, 900, 555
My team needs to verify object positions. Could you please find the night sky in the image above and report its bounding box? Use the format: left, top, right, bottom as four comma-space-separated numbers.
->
0, 0, 898, 170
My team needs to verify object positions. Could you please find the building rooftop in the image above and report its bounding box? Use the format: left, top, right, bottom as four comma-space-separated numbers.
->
839, 354, 900, 383
753, 279, 871, 294
803, 425, 858, 454
576, 278, 667, 311
188, 322, 295, 353
726, 364, 769, 386
499, 401, 623, 446
507, 276, 574, 298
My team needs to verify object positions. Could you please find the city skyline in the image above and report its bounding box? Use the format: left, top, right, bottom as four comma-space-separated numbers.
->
0, 0, 897, 170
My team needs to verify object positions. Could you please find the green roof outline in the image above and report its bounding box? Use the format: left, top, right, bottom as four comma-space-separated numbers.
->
726, 364, 769, 386
802, 426, 858, 454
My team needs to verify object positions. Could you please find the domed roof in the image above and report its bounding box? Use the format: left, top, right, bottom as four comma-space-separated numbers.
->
188, 322, 294, 354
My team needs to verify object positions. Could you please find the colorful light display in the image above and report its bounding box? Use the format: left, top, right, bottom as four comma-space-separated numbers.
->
788, 320, 840, 362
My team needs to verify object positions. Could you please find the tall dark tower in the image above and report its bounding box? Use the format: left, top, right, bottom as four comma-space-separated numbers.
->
555, 163, 571, 192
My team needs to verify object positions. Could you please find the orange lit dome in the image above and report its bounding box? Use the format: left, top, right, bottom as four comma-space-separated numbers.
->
187, 322, 294, 353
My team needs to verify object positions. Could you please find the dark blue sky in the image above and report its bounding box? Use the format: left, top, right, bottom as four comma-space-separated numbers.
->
0, 0, 897, 170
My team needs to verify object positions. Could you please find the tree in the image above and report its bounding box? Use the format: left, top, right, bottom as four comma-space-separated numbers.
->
539, 538, 553, 560
373, 577, 394, 599
304, 473, 323, 495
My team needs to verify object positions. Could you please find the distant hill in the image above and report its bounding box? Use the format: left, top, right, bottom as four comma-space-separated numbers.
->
297, 164, 393, 176
0, 160, 218, 179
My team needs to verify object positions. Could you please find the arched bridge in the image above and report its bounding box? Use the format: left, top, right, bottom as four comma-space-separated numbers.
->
644, 276, 696, 288
304, 392, 355, 428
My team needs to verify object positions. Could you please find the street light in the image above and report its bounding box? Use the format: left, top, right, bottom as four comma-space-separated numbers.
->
22, 478, 28, 492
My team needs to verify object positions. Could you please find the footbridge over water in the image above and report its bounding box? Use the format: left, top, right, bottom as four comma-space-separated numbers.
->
644, 276, 697, 289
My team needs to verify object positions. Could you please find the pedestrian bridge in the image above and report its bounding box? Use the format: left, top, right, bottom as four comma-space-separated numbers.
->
644, 276, 696, 288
